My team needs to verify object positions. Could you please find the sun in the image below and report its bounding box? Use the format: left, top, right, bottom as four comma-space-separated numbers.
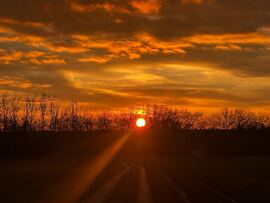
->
136, 118, 146, 128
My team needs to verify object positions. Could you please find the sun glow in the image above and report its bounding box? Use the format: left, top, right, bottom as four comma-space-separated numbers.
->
136, 118, 146, 128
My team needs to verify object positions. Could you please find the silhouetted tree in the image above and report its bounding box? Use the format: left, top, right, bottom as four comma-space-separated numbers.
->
80, 112, 94, 131
97, 109, 112, 130
38, 95, 48, 132
178, 110, 203, 130
0, 92, 10, 131
22, 96, 36, 131
69, 101, 79, 131
0, 94, 269, 132
48, 97, 60, 132
10, 94, 20, 132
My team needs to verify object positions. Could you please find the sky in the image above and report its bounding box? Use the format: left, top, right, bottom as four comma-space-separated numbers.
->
0, 0, 270, 111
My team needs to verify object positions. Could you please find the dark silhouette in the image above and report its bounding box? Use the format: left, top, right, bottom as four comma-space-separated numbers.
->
0, 93, 269, 132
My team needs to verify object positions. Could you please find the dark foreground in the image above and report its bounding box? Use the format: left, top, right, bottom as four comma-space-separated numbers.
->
1, 130, 270, 203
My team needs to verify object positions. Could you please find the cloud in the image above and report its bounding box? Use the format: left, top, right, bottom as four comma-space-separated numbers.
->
30, 58, 66, 65
69, 0, 161, 15
78, 56, 114, 64
68, 0, 132, 14
181, 0, 208, 4
74, 33, 189, 63
0, 0, 270, 110
0, 0, 269, 40
130, 0, 161, 14
183, 33, 270, 45
214, 45, 243, 51
0, 75, 51, 89
0, 49, 65, 64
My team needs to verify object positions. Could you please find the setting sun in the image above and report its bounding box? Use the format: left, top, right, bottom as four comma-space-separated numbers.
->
136, 118, 146, 128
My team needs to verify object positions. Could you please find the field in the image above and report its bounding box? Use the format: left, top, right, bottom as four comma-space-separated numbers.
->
1, 130, 270, 203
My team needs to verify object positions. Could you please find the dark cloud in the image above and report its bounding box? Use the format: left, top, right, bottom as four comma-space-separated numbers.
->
0, 0, 269, 38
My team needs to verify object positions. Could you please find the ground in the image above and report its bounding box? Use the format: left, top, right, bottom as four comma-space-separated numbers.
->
0, 131, 270, 203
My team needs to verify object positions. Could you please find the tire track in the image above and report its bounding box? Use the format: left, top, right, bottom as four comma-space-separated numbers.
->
133, 162, 191, 203
159, 165, 240, 203
153, 169, 190, 203
197, 181, 239, 203
128, 163, 153, 203
82, 163, 130, 203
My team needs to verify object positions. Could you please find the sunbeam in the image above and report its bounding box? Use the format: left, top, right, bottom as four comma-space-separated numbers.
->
39, 133, 130, 203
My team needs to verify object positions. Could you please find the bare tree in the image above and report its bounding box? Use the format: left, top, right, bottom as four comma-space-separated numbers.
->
10, 94, 20, 132
59, 108, 68, 131
48, 97, 60, 132
257, 113, 270, 129
146, 105, 180, 129
38, 95, 48, 132
22, 96, 36, 131
0, 92, 10, 131
0, 94, 269, 132
97, 109, 112, 130
178, 110, 203, 130
208, 108, 234, 130
69, 101, 79, 131
80, 112, 94, 131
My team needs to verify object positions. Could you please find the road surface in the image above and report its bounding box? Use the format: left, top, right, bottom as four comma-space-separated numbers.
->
1, 134, 270, 203
78, 160, 239, 203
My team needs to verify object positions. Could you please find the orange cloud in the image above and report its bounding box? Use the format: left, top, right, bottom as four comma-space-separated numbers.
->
69, 0, 162, 15
74, 33, 189, 63
24, 51, 46, 58
0, 18, 45, 28
181, 0, 210, 4
71, 33, 270, 64
69, 1, 131, 14
2, 18, 270, 66
183, 33, 270, 44
3, 16, 270, 63
29, 58, 66, 65
214, 44, 243, 51
45, 43, 88, 53
78, 56, 114, 64
0, 76, 51, 89
0, 50, 24, 64
0, 26, 88, 54
0, 50, 65, 65
130, 0, 161, 14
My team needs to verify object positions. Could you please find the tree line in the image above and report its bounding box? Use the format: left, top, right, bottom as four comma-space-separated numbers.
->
0, 93, 270, 132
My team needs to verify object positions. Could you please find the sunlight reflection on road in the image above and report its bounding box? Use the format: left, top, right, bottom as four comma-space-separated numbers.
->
39, 133, 130, 203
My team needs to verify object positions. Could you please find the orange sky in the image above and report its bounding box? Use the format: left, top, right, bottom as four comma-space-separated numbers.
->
0, 0, 270, 111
